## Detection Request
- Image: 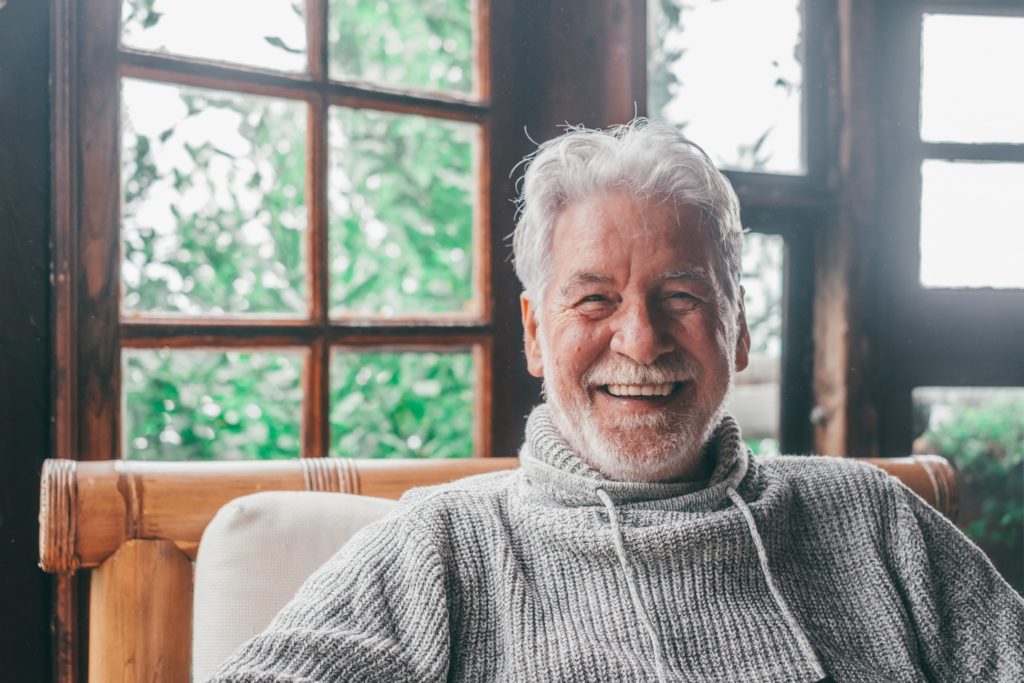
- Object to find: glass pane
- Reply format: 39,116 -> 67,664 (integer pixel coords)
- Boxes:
921,14 -> 1024,144
330,349 -> 474,458
727,233 -> 784,455
329,0 -> 476,97
121,0 -> 307,72
913,386 -> 1024,593
123,349 -> 304,460
648,0 -> 803,174
328,107 -> 477,317
920,160 -> 1024,289
121,79 -> 308,316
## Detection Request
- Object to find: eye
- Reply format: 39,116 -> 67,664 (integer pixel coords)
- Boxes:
663,291 -> 702,310
579,294 -> 607,304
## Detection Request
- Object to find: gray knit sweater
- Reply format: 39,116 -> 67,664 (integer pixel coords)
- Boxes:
210,405 -> 1024,682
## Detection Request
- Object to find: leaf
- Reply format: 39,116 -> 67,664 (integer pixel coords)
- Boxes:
142,11 -> 163,29
263,36 -> 304,55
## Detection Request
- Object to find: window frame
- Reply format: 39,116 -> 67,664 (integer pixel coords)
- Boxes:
637,0 -> 838,453
55,0 -> 511,464
52,1 -> 536,680
873,0 -> 1024,454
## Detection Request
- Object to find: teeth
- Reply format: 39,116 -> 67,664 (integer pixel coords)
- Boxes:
606,383 -> 674,397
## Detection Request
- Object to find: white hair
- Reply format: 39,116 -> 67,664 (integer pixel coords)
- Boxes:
512,118 -> 744,305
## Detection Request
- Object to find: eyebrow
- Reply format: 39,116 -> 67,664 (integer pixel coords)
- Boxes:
558,272 -> 614,297
660,267 -> 713,285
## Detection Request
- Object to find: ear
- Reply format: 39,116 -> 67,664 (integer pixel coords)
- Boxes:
734,286 -> 751,373
521,294 -> 544,378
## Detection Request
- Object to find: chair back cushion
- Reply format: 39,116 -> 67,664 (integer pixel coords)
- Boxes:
192,491 -> 397,680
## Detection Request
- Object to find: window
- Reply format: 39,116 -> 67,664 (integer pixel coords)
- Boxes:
648,0 -> 805,174
918,13 -> 1024,290
646,0 -> 824,453
57,0 -> 510,463
871,1 -> 1024,585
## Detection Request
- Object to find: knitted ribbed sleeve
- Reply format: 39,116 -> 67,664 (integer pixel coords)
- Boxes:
886,482 -> 1024,680
211,502 -> 452,682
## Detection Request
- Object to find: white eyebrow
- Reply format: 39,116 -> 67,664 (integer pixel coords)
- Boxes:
558,272 -> 614,297
660,267 -> 712,284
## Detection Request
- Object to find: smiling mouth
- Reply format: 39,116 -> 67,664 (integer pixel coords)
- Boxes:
599,382 -> 684,399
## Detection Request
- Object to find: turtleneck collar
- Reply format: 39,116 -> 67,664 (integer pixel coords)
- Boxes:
518,403 -> 751,511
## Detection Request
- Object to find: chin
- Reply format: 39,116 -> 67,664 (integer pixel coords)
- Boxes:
550,400 -> 725,483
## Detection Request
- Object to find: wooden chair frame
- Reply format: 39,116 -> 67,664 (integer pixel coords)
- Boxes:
38,455 -> 957,682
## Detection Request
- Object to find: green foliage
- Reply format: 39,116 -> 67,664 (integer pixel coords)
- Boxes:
119,1 -> 481,460
918,397 -> 1024,553
122,81 -> 308,315
329,0 -> 474,95
329,108 -> 475,315
330,351 -> 474,458
124,350 -> 304,460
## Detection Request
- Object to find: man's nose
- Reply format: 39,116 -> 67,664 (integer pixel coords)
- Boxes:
609,299 -> 673,366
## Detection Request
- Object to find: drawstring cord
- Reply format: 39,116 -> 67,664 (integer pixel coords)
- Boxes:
596,488 -> 670,683
594,483 -> 825,682
726,487 -> 827,680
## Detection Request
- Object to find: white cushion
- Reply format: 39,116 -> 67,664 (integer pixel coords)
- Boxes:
192,491 -> 398,681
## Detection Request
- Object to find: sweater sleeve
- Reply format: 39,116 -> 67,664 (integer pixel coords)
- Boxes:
886,479 -> 1024,682
206,509 -> 451,683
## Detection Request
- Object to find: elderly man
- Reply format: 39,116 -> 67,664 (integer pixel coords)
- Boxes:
211,120 -> 1023,682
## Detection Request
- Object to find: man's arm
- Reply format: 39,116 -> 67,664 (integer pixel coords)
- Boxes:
886,479 -> 1024,681
207,509 -> 451,683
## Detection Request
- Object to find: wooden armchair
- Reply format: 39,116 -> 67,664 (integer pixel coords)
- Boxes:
38,455 -> 957,682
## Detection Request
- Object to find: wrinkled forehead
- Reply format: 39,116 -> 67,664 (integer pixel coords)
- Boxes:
548,193 -> 730,290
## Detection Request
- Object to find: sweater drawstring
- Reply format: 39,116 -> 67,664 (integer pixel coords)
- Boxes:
596,487 -> 670,683
726,487 -> 826,680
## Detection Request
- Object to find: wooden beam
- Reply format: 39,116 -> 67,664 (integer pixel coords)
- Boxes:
88,540 -> 192,683
813,0 -> 881,456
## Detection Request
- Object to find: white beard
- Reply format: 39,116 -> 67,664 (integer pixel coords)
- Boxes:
541,337 -> 734,482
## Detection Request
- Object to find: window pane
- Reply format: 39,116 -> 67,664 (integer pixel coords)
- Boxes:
921,14 -> 1024,144
121,79 -> 308,316
121,0 -> 307,72
648,0 -> 804,174
329,0 -> 476,97
913,386 -> 1024,592
330,349 -> 474,458
920,160 -> 1024,289
328,107 -> 477,317
727,233 -> 785,455
123,349 -> 304,460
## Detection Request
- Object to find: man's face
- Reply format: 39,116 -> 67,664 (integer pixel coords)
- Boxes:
521,192 -> 749,482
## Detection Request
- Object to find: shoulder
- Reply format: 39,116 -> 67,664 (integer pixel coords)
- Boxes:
746,454 -> 903,522
754,454 -> 896,490
383,468 -> 520,528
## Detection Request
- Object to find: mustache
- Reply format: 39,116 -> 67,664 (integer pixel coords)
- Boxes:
582,353 -> 702,387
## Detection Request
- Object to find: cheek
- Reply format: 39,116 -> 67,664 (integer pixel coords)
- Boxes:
550,327 -> 606,376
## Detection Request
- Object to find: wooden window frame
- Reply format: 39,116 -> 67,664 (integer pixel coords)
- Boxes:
635,0 -> 841,454
51,1 -> 534,680
873,0 -> 1024,454
55,0 -> 506,464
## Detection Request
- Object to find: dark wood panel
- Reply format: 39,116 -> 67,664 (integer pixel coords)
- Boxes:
0,0 -> 54,679
76,0 -> 123,461
487,0 -> 542,457
812,0 -> 884,457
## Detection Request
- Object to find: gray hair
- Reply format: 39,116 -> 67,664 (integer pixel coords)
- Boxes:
512,118 -> 743,305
